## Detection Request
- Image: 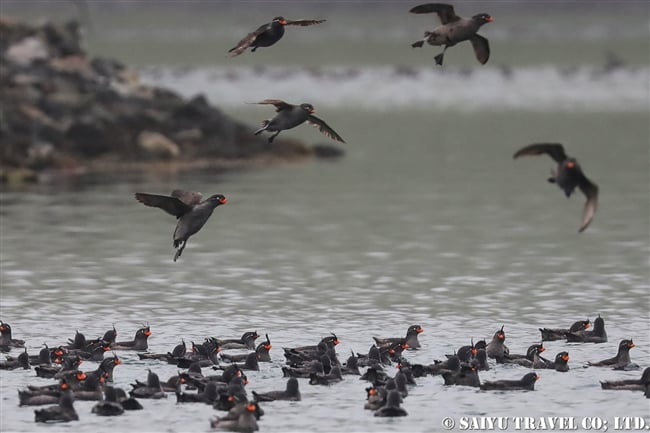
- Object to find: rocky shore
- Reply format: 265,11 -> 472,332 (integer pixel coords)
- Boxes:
0,17 -> 334,185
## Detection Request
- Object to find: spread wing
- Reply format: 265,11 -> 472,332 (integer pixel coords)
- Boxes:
307,114 -> 346,143
252,99 -> 294,112
409,3 -> 460,24
513,143 -> 568,163
171,190 -> 203,207
284,19 -> 326,26
470,34 -> 490,65
577,174 -> 598,232
228,22 -> 271,57
135,193 -> 192,218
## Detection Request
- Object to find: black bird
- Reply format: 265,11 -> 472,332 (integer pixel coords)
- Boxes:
486,325 -> 508,361
374,390 -> 408,417
253,377 -> 301,402
91,386 -> 124,416
410,3 -> 493,65
480,372 -> 540,391
548,351 -> 570,372
601,367 -> 650,391
130,369 -> 166,399
252,100 -> 345,143
222,334 -> 272,363
0,321 -> 25,351
513,143 -> 599,232
373,325 -> 424,349
135,190 -> 227,261
111,325 -> 151,351
217,331 -> 260,350
0,347 -> 30,370
228,16 -> 325,57
309,366 -> 343,386
588,339 -> 636,370
442,364 -> 480,387
540,319 -> 590,341
210,401 -> 259,431
566,315 -> 607,343
34,384 -> 78,423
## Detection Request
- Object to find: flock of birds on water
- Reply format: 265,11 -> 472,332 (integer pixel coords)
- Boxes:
0,315 -> 648,430
1,3 -> 640,431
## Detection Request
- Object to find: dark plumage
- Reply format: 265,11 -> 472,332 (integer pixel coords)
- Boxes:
566,315 -> 607,343
210,402 -> 260,432
373,324 -> 424,349
513,143 -> 599,232
540,319 -> 590,341
442,364 -> 480,387
601,367 -> 650,391
217,331 -> 260,350
410,3 -> 493,65
252,100 -> 345,143
0,321 -> 25,350
253,377 -> 301,402
480,372 -> 540,391
486,325 -> 508,361
0,347 -> 30,370
588,339 -> 636,369
228,16 -> 325,57
374,390 -> 408,417
92,386 -> 125,416
111,325 -> 151,351
130,369 -> 166,399
34,387 -> 78,423
135,190 -> 227,261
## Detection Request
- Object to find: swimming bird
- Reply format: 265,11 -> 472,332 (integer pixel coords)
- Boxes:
111,325 -> 151,351
480,372 -> 540,391
540,319 -> 590,341
252,100 -> 345,143
373,324 -> 424,350
513,143 -> 599,232
601,367 -> 650,391
252,377 -> 301,402
33,383 -> 78,423
588,339 -> 636,370
410,3 -> 493,65
566,315 -> 607,343
228,16 -> 325,57
374,390 -> 408,417
486,325 -> 509,361
210,401 -> 259,431
135,190 -> 227,261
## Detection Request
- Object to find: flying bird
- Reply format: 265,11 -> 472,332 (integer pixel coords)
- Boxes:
228,16 -> 325,57
410,3 -> 493,66
135,190 -> 227,261
513,143 -> 599,232
252,99 -> 345,143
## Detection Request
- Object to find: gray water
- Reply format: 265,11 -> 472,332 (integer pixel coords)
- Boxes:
1,2 -> 649,432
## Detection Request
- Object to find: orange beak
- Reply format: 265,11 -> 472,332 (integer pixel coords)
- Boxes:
486,16 -> 494,22
114,358 -> 122,365
144,330 -> 152,336
219,197 -> 228,204
567,161 -> 575,169
280,19 -> 287,25
562,354 -> 569,361
264,344 -> 272,350
417,327 -> 424,334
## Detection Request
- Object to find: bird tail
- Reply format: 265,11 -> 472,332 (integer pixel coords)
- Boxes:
254,120 -> 270,135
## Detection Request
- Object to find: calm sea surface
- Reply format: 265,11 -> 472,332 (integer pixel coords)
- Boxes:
1,2 -> 649,432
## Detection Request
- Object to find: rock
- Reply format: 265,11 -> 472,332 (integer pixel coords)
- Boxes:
6,37 -> 48,65
0,17 -> 317,179
137,131 -> 180,160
